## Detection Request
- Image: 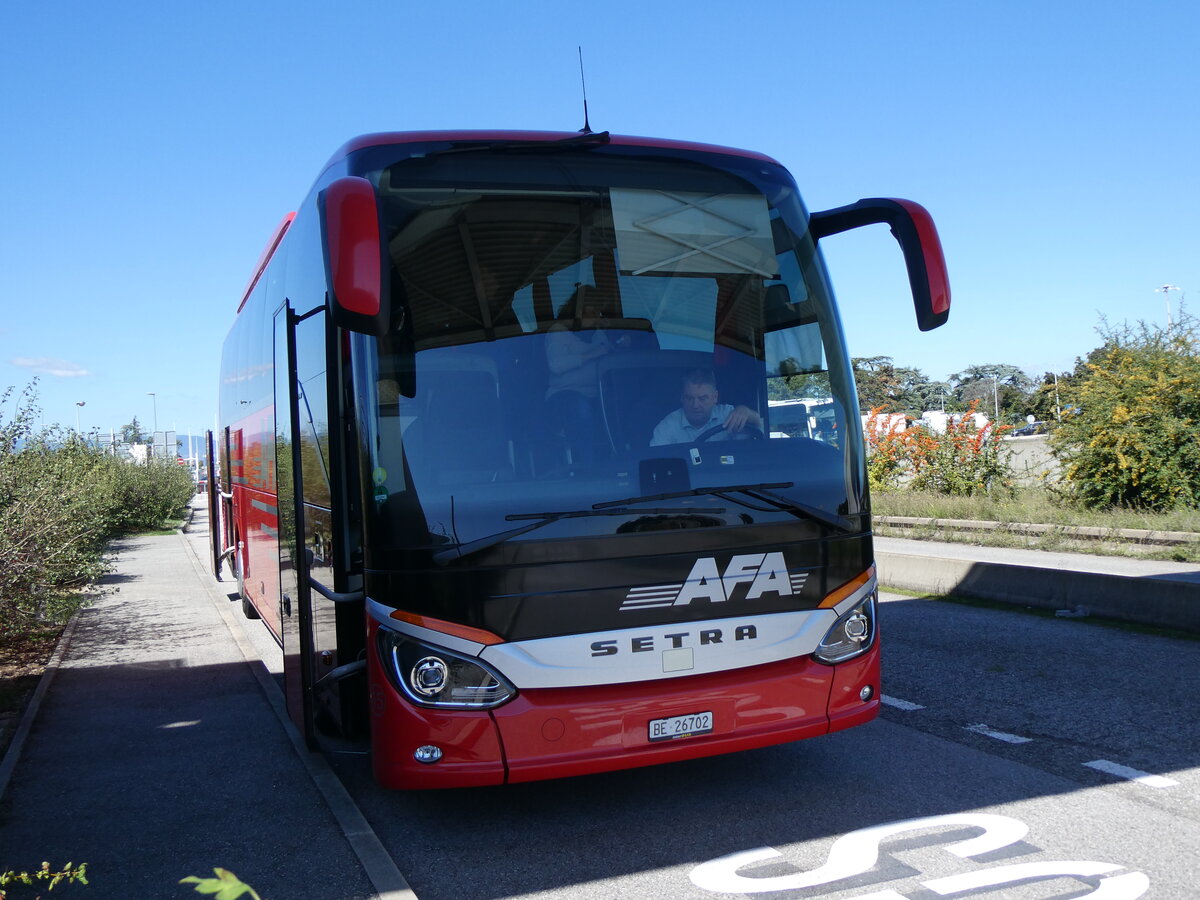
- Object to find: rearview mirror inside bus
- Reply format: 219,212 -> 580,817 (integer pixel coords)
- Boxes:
808,198 -> 950,332
320,176 -> 389,336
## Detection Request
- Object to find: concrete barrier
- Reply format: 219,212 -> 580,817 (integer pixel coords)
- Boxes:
876,541 -> 1200,634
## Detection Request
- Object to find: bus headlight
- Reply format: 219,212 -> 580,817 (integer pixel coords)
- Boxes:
377,628 -> 516,709
813,592 -> 877,664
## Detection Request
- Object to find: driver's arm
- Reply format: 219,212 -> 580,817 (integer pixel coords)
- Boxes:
723,405 -> 762,433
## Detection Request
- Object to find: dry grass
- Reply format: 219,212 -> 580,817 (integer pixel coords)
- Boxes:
872,488 -> 1200,562
872,488 -> 1200,533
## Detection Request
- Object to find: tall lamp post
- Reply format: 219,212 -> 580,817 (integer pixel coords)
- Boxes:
990,375 -> 1000,423
147,392 -> 158,459
75,401 -> 85,432
1157,284 -> 1181,327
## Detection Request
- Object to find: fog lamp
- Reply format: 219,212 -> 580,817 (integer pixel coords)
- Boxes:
414,745 -> 443,764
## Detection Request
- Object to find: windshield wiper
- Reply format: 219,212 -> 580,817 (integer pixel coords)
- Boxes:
425,131 -> 611,158
593,482 -> 857,533
432,504 -> 721,566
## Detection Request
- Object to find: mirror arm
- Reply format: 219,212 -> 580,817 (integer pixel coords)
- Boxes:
809,198 -> 950,331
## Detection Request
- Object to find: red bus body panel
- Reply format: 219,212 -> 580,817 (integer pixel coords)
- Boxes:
226,405 -> 282,639
366,617 -> 879,790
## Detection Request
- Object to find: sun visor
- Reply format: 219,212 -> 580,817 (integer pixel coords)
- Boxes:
610,189 -> 778,278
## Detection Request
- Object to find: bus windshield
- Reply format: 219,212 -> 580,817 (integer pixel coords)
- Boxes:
349,144 -> 865,562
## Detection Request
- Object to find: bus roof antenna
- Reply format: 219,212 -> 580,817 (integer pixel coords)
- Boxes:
578,46 -> 593,134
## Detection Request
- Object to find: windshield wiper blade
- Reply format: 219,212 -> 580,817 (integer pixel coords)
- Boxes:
593,482 -> 792,509
732,487 -> 858,533
432,504 -> 718,566
594,482 -> 857,533
427,131 -> 611,158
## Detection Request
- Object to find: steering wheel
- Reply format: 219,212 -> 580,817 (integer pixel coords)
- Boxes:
695,423 -> 765,443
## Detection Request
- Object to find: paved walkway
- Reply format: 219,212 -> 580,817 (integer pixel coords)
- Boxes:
0,500 -> 409,900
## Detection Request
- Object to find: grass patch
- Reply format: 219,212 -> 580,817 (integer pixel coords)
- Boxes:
872,487 -> 1200,532
871,488 -> 1200,562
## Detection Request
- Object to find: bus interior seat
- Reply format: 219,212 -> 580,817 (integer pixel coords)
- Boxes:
405,353 -> 514,485
493,331 -> 576,476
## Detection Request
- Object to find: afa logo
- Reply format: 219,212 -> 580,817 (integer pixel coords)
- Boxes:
621,552 -> 809,612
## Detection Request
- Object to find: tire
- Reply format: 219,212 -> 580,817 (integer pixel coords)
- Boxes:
231,539 -> 260,620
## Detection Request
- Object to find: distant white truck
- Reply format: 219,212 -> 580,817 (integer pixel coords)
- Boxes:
767,397 -> 837,441
916,410 -> 989,434
862,411 -> 909,435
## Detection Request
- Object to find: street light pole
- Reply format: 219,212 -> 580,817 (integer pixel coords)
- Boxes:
1157,284 -> 1180,327
75,401 -> 85,432
991,375 -> 999,423
147,392 -> 158,458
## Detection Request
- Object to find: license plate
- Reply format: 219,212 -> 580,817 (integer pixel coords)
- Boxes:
648,711 -> 713,743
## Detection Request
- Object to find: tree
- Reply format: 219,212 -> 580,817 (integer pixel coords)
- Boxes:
852,357 -> 947,416
852,357 -> 902,411
949,364 -> 1034,424
1023,371 -> 1074,424
1051,311 -> 1200,510
121,416 -> 149,444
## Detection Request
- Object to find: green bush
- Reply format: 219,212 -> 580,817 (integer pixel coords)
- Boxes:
864,402 -> 1015,498
0,383 -> 196,638
1051,313 -> 1200,510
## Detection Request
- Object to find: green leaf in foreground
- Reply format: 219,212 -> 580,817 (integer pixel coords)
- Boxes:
179,868 -> 262,900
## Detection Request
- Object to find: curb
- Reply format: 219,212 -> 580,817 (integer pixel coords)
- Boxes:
877,550 -> 1200,634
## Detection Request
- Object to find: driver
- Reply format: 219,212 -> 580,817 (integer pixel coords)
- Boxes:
650,368 -> 762,446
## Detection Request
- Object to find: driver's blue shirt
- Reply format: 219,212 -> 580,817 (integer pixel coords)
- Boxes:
650,404 -> 738,446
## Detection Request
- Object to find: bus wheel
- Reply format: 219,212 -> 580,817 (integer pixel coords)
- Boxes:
231,540 -> 259,619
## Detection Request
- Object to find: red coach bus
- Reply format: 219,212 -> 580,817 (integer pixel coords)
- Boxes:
209,129 -> 949,789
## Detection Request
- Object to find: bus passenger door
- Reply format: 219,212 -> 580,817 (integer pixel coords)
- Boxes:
275,303 -> 315,741
274,303 -> 366,747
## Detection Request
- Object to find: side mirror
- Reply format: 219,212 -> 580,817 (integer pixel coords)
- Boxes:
809,198 -> 950,332
320,176 -> 388,335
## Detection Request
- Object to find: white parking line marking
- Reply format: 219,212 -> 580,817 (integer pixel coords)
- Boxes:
1084,759 -> 1178,788
881,695 -> 925,711
964,723 -> 1033,744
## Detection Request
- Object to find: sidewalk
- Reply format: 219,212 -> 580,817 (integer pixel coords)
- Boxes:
0,500 -> 407,900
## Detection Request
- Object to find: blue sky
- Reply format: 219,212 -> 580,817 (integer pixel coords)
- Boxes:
2,0 -> 1197,438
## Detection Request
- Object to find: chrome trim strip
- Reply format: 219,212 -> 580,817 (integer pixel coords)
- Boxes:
481,609 -> 837,690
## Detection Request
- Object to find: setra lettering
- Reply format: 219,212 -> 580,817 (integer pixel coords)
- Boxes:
590,626 -> 757,657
